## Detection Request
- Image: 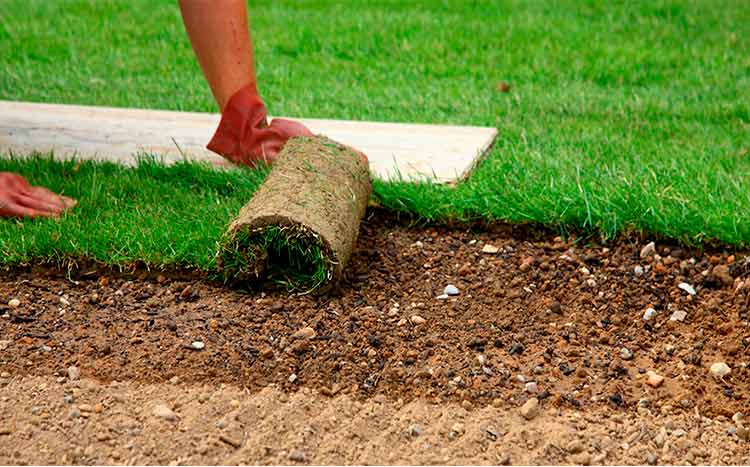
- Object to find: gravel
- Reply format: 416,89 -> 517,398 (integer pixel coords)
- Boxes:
152,403 -> 178,421
642,308 -> 656,320
520,398 -> 539,420
289,450 -> 306,462
709,362 -> 731,379
678,282 -> 696,295
292,327 -> 317,339
410,315 -> 426,325
449,422 -> 466,438
481,244 -> 499,254
67,366 -> 80,381
646,371 -> 664,388
669,310 -> 687,322
444,285 -> 460,296
620,347 -> 634,360
640,242 -> 656,258
190,341 -> 205,350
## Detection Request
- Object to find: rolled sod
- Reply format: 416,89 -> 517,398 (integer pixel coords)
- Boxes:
218,136 -> 372,291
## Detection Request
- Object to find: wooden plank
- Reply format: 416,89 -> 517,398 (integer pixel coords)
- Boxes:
0,101 -> 497,182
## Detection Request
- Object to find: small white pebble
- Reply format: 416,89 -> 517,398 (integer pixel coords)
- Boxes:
481,244 -> 499,254
710,362 -> 731,379
444,284 -> 460,296
678,283 -> 696,295
670,310 -> 687,322
643,307 -> 656,321
190,341 -> 205,350
640,242 -> 656,258
7,299 -> 20,308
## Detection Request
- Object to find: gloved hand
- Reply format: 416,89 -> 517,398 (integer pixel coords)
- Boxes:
0,172 -> 76,218
207,84 -> 313,166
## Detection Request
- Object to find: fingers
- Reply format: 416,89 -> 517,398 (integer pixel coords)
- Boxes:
269,118 -> 314,137
15,192 -> 66,215
0,173 -> 77,219
26,185 -> 77,214
60,196 -> 77,209
0,201 -> 56,219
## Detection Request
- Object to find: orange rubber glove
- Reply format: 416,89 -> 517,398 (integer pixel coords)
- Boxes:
207,84 -> 313,166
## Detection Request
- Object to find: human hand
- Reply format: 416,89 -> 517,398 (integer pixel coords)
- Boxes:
0,172 -> 76,218
206,84 -> 313,167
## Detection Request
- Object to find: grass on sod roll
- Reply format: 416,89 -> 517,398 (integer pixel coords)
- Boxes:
1,0 -> 750,273
218,225 -> 333,292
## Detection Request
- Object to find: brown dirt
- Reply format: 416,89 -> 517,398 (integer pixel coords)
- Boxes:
1,213 -> 749,464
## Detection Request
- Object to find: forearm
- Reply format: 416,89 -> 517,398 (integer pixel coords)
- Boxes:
178,0 -> 256,111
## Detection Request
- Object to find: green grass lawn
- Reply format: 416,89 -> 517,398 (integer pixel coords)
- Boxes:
1,0 -> 750,271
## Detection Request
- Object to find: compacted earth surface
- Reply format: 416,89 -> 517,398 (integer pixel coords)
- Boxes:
1,212 -> 749,464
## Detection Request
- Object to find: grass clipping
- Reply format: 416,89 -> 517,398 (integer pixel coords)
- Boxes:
218,136 -> 372,291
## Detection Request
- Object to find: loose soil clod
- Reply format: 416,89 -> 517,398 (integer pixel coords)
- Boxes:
218,136 -> 371,291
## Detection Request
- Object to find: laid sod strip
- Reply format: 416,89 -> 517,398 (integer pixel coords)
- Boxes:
0,155 -> 268,271
218,136 -> 371,291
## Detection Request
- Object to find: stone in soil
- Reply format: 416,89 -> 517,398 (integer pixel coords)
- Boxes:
292,326 -> 317,339
67,366 -> 80,381
408,424 -> 422,437
444,284 -> 459,296
678,282 -> 696,295
640,242 -> 656,258
7,298 -> 20,308
646,371 -> 664,388
190,341 -> 205,350
620,347 -> 634,360
481,244 -> 499,254
642,307 -> 656,320
670,310 -> 687,322
289,450 -> 306,462
410,315 -> 426,325
449,422 -> 465,438
709,362 -> 731,379
712,265 -> 734,286
519,398 -> 539,420
152,403 -> 178,421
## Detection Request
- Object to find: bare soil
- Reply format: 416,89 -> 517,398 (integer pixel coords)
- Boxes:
1,213 -> 749,464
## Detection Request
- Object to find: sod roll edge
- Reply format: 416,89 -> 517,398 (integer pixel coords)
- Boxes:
218,136 -> 372,291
